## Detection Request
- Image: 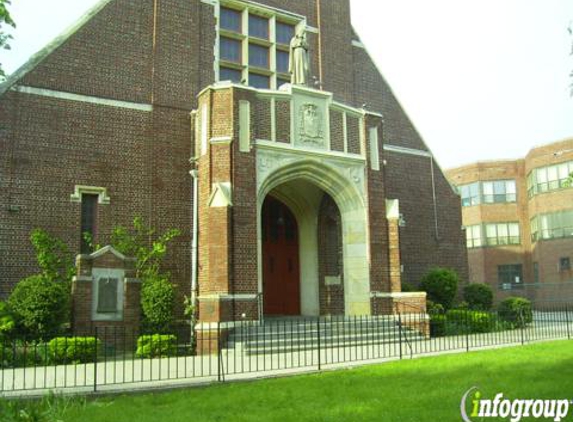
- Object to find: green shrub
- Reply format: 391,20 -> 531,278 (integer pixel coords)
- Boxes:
0,341 -> 50,369
7,275 -> 70,340
446,310 -> 497,334
464,283 -> 494,310
498,297 -> 533,328
0,302 -> 15,341
141,275 -> 175,333
419,268 -> 459,310
30,229 -> 75,284
48,337 -> 101,364
429,313 -> 446,337
136,334 -> 176,358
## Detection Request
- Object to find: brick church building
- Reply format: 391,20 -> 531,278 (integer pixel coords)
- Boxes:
0,0 -> 468,328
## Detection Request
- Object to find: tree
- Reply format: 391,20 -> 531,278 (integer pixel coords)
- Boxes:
0,0 -> 15,80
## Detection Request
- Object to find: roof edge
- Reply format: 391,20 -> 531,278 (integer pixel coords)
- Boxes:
0,0 -> 114,97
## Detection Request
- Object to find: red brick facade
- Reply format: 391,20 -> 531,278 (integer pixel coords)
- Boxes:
446,138 -> 573,304
0,0 -> 468,324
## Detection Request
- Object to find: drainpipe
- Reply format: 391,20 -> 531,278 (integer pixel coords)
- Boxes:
190,168 -> 199,315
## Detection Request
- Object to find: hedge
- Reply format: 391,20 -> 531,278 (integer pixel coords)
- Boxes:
136,334 -> 177,358
48,337 -> 101,364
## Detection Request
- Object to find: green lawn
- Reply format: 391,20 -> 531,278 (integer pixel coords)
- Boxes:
42,341 -> 573,421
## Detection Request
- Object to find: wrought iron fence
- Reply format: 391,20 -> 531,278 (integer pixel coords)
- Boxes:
0,302 -> 571,396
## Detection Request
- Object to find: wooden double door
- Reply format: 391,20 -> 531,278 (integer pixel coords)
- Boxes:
262,197 -> 301,316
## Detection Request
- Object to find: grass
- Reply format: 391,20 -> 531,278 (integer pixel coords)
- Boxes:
17,340 -> 573,421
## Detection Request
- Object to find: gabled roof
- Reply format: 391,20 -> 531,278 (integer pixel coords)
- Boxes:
0,0 -> 113,97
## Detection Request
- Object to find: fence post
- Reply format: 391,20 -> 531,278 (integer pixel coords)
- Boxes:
465,311 -> 470,353
93,327 -> 98,393
317,317 -> 321,371
520,309 -> 525,346
217,322 -> 223,382
566,305 -> 571,340
398,313 -> 403,360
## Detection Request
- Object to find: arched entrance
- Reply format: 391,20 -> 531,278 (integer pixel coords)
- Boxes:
257,157 -> 371,317
262,196 -> 300,316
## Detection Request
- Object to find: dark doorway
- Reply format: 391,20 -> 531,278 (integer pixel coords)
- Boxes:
262,196 -> 300,316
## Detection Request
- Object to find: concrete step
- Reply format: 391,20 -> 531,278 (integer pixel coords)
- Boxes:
225,317 -> 425,355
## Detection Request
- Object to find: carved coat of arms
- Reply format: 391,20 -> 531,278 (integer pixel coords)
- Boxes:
299,103 -> 324,146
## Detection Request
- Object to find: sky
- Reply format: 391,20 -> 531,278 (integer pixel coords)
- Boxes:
1,0 -> 573,169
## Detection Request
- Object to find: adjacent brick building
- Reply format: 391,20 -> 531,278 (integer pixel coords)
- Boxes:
446,138 -> 573,304
0,0 -> 468,329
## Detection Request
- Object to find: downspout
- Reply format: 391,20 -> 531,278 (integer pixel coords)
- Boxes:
190,168 -> 199,314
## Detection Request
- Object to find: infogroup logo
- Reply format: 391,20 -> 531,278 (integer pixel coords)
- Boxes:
461,387 -> 572,422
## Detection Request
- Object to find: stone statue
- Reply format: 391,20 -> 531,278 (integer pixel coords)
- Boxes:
289,26 -> 309,86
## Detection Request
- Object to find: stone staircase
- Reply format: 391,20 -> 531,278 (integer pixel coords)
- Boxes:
226,315 -> 424,355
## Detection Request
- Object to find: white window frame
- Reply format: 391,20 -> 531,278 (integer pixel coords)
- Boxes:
216,1 -> 304,90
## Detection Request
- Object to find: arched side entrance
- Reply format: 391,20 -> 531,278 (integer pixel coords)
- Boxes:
261,196 -> 300,316
257,156 -> 371,317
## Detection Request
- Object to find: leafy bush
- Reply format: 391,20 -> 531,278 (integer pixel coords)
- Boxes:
446,310 -> 497,334
419,268 -> 460,310
141,275 -> 175,333
107,217 -> 180,331
498,297 -> 533,328
429,313 -> 446,337
0,341 -> 50,369
463,283 -> 493,310
429,309 -> 506,337
0,302 -> 15,341
48,337 -> 101,364
136,334 -> 176,358
7,275 -> 70,340
30,229 -> 75,284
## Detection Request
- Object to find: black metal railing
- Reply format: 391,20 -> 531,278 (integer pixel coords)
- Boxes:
0,302 -> 571,396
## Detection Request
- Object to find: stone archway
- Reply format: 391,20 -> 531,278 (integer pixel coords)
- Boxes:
257,157 -> 370,316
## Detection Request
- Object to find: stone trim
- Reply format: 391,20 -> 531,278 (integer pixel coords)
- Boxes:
384,144 -> 432,158
199,294 -> 259,301
351,39 -> 366,49
210,136 -> 233,145
11,86 -> 153,112
89,245 -> 127,261
256,140 -> 365,163
70,185 -> 111,205
370,292 -> 427,299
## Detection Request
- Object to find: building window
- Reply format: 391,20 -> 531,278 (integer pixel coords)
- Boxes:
220,7 -> 242,32
465,225 -> 483,248
249,14 -> 269,39
498,264 -> 523,290
248,44 -> 269,69
533,262 -> 539,284
560,257 -> 571,272
459,182 -> 480,207
485,222 -> 520,246
249,73 -> 270,89
80,194 -> 98,254
276,22 -> 295,45
220,67 -> 242,83
276,50 -> 290,73
531,210 -> 573,242
70,186 -> 111,253
482,180 -> 516,204
220,37 -> 242,63
458,180 -> 516,207
527,161 -> 573,197
217,3 -> 301,89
